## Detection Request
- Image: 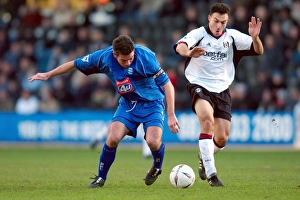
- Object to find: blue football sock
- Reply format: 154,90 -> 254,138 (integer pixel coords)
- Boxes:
98,143 -> 117,180
151,143 -> 165,169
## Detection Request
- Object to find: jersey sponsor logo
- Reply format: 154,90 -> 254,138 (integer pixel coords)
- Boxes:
116,77 -> 134,94
81,55 -> 89,62
203,51 -> 227,61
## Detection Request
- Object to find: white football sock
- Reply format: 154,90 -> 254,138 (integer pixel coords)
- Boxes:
214,144 -> 224,154
213,135 -> 225,153
199,138 -> 216,177
199,143 -> 224,157
199,135 -> 225,157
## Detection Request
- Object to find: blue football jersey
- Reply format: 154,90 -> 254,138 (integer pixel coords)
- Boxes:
74,45 -> 170,101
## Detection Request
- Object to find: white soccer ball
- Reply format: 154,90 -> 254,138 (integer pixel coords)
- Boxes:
169,164 -> 195,188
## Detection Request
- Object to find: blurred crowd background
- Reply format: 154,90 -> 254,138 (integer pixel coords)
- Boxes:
0,0 -> 299,114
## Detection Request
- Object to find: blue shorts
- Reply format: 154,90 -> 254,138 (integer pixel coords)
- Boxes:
112,98 -> 165,138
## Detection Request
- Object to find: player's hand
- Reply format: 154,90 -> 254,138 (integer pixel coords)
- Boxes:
248,16 -> 262,38
28,73 -> 49,82
168,114 -> 180,134
189,47 -> 205,58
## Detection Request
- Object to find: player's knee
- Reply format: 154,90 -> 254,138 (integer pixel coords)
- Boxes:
146,139 -> 161,151
214,135 -> 228,147
106,135 -> 121,147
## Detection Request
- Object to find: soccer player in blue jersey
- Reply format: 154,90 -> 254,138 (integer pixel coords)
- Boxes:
174,3 -> 263,186
29,35 -> 180,187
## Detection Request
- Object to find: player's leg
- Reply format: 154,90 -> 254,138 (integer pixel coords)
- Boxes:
203,118 -> 230,186
212,87 -> 232,153
198,119 -> 228,180
196,87 -> 231,186
205,88 -> 231,186
89,121 -> 129,188
144,125 -> 164,185
145,125 -> 163,162
213,118 -> 230,152
194,98 -> 220,185
134,99 -> 165,186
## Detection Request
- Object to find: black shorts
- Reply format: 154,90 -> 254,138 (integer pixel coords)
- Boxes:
186,83 -> 232,121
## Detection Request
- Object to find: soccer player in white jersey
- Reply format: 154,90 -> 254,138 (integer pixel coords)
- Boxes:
174,3 -> 263,186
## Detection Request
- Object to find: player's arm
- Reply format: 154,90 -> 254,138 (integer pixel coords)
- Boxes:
248,16 -> 264,55
252,35 -> 263,55
175,43 -> 205,58
162,81 -> 180,134
28,61 -> 76,82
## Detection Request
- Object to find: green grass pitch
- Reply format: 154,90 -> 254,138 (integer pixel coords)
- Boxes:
0,145 -> 300,200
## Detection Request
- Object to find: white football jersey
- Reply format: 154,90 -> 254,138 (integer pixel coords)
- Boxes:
175,26 -> 257,93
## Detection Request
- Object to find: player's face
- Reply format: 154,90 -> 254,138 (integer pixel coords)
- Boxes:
114,51 -> 134,68
208,13 -> 228,37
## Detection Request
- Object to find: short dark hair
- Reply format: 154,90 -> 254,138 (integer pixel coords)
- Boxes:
210,3 -> 230,15
112,35 -> 135,56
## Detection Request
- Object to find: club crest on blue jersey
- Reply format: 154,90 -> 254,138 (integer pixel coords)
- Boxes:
116,77 -> 134,94
127,67 -> 134,75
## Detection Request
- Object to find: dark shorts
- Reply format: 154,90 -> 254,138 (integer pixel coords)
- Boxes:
186,83 -> 232,121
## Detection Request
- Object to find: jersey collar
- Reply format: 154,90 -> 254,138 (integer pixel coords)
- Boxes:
204,25 -> 226,39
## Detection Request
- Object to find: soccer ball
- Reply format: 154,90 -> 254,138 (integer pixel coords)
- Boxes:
169,164 -> 195,188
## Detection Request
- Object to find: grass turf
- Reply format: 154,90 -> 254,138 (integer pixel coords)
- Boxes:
0,145 -> 299,200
